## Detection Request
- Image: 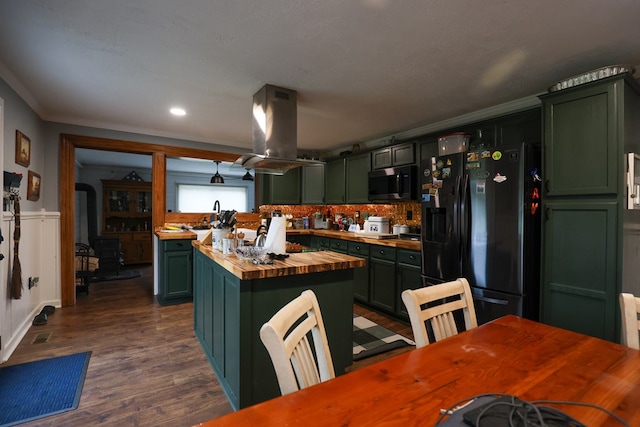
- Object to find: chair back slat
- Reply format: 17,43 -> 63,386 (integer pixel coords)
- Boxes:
260,290 -> 335,395
620,293 -> 640,350
402,278 -> 478,348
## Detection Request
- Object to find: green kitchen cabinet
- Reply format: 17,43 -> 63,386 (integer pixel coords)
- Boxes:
325,158 -> 346,204
302,164 -> 325,204
541,200 -> 618,340
316,235 -> 331,250
287,234 -> 311,247
372,142 -> 415,169
309,234 -> 320,249
498,108 -> 541,147
420,138 -> 439,164
258,168 -> 301,205
325,153 -> 371,204
396,249 -> 422,318
369,245 -> 397,313
345,152 -> 371,203
157,239 -> 193,305
348,241 -> 370,304
542,82 -> 619,197
539,74 -> 640,342
330,238 -> 348,253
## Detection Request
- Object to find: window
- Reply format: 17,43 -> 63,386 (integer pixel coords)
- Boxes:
177,184 -> 248,213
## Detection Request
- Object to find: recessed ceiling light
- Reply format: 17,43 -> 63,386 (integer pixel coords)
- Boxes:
170,107 -> 186,116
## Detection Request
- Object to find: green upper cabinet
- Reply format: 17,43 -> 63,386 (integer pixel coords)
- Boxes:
372,142 -> 415,169
301,164 -> 325,204
325,153 -> 371,204
498,108 -> 541,147
258,168 -> 301,205
345,152 -> 371,203
541,80 -> 620,197
325,158 -> 346,204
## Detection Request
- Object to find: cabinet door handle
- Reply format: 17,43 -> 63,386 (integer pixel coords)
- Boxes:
379,250 -> 385,255
355,245 -> 361,250
409,255 -> 416,260
176,243 -> 184,247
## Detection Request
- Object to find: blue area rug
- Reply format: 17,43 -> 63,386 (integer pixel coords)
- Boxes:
0,352 -> 91,426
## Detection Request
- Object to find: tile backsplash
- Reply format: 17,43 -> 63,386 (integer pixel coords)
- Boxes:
260,202 -> 421,232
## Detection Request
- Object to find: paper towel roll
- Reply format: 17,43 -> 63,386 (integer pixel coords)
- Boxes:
264,216 -> 286,255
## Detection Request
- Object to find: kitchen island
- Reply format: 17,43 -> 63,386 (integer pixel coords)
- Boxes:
192,241 -> 366,410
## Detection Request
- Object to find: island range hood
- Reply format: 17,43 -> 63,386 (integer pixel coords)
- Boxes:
234,84 -> 324,174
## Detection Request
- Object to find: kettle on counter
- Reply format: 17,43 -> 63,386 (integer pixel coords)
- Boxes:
255,224 -> 268,247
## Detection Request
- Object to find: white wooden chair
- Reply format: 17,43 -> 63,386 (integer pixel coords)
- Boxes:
259,290 -> 335,395
619,293 -> 640,350
401,278 -> 478,348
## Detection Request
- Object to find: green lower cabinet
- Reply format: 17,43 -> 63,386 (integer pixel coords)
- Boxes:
369,245 -> 397,313
396,249 -> 422,318
330,238 -> 347,253
348,241 -> 370,303
317,236 -> 331,250
287,234 -> 311,247
541,200 -> 618,341
193,249 -> 354,410
157,239 -> 193,305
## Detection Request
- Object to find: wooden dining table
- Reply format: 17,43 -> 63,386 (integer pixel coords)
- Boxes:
195,315 -> 640,426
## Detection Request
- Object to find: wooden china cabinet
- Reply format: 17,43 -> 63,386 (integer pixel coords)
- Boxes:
101,179 -> 152,265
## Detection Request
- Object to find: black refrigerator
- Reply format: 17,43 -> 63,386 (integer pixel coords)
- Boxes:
421,138 -> 541,325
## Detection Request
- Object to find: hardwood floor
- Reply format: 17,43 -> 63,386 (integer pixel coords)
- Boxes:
6,265 -> 415,426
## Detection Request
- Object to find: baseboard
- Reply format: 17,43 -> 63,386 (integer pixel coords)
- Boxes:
1,300 -> 61,363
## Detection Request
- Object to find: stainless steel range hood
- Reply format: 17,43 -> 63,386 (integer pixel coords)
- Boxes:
234,84 -> 324,174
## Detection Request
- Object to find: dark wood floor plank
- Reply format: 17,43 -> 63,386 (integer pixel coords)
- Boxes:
6,265 -> 414,426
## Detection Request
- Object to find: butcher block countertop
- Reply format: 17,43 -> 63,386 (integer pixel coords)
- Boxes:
287,229 -> 421,250
155,230 -> 198,240
156,228 -> 420,250
192,241 -> 366,281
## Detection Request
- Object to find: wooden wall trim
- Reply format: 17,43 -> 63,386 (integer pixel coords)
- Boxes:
60,133 -> 241,306
152,152 -> 166,231
60,136 -> 76,307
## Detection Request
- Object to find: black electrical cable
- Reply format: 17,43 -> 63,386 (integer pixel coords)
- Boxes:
531,400 -> 631,427
433,393 -> 631,427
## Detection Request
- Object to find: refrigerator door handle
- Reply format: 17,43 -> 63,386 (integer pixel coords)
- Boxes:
474,295 -> 510,305
460,173 -> 470,263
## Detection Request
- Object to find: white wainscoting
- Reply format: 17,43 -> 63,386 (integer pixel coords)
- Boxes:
0,210 -> 61,363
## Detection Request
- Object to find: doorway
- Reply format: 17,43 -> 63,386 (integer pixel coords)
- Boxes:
59,134 -> 240,306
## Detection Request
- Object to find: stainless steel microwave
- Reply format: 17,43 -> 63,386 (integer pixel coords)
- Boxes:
368,165 -> 417,201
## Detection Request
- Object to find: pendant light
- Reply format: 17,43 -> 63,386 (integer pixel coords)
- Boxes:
211,161 -> 225,184
242,168 -> 254,181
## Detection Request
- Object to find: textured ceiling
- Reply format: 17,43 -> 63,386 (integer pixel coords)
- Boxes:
1,1 -> 639,155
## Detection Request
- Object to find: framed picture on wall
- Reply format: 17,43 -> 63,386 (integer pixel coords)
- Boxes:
15,130 -> 31,167
27,170 -> 41,201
